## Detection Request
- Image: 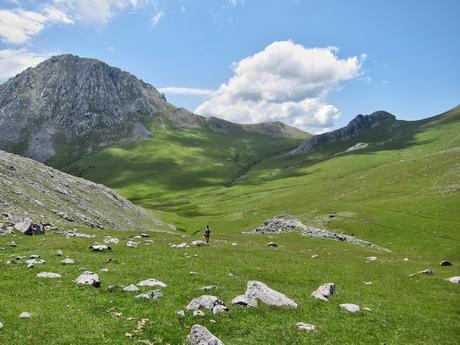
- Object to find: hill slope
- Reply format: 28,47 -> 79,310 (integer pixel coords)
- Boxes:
0,149 -> 165,232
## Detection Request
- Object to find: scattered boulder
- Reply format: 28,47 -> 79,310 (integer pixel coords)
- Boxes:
440,260 -> 452,267
26,259 -> 45,266
126,241 -> 139,248
296,322 -> 316,331
234,281 -> 297,308
409,269 -> 433,277
311,283 -> 336,301
339,303 -> 360,313
56,250 -> 63,256
90,244 -> 111,252
366,256 -> 378,261
137,279 -> 167,288
186,295 -> 229,314
135,290 -> 162,300
123,284 -> 140,292
19,312 -> 31,319
191,240 -> 207,247
9,241 -> 17,247
37,272 -> 61,278
14,219 -> 32,233
187,325 -> 224,345
75,271 -> 101,287
311,254 -> 319,259
61,258 -> 75,265
447,276 -> 460,284
267,242 -> 279,248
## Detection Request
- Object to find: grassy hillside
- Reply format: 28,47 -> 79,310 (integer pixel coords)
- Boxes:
2,107 -> 456,344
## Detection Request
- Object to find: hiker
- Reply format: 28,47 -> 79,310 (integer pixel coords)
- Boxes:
203,225 -> 211,244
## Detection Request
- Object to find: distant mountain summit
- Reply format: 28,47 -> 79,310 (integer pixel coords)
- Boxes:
0,54 -> 305,162
288,111 -> 398,155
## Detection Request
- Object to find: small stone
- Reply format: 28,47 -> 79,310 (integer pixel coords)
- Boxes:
296,322 -> 315,331
0,321 -> 3,329
267,242 -> 278,248
9,241 -> 17,247
311,283 -> 336,301
191,240 -> 207,247
192,310 -> 205,317
440,260 -> 452,266
90,244 -> 111,252
135,290 -> 162,300
123,284 -> 140,292
170,242 -> 189,248
366,256 -> 378,261
187,325 -> 223,344
61,258 -> 75,265
311,254 -> 319,259
26,259 -> 45,266
403,258 -> 409,261
339,303 -> 360,313
56,250 -> 63,256
364,281 -> 373,285
190,271 -> 198,275
176,310 -> 185,317
140,233 -> 149,237
100,268 -> 109,272
231,242 -> 238,246
231,294 -> 256,308
200,285 -> 218,291
363,307 -> 372,311
137,279 -> 167,288
447,276 -> 460,283
37,272 -> 62,278
19,312 -> 31,319
104,237 -> 119,244
75,271 -> 101,287
209,319 -> 216,324
409,269 -> 433,277
126,241 -> 139,248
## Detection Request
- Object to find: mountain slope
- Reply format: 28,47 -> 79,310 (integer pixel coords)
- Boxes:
0,54 -> 307,162
0,149 -> 165,232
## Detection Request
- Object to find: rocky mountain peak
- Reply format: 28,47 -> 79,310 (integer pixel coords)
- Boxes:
287,110 -> 397,156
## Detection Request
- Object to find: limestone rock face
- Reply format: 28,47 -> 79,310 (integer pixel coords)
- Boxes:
186,325 -> 224,345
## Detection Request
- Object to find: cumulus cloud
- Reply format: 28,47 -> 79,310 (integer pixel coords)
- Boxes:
159,87 -> 215,96
0,49 -> 51,80
0,8 -> 72,44
195,41 -> 364,132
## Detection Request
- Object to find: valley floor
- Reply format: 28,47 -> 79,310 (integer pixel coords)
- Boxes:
0,227 -> 459,344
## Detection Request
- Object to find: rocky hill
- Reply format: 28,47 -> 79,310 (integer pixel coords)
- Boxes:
0,54 -> 305,162
287,111 -> 398,155
0,149 -> 165,232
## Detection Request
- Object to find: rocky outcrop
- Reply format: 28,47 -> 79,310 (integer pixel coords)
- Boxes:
0,149 -> 163,232
247,214 -> 389,251
287,111 -> 397,156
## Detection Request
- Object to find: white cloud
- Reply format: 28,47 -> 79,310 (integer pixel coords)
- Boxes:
151,10 -> 164,26
159,87 -> 215,96
0,49 -> 51,80
195,40 -> 364,132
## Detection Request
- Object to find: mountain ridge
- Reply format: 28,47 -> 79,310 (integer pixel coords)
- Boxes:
0,54 -> 307,162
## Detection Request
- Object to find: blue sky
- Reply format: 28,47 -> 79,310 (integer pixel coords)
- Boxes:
0,0 -> 458,132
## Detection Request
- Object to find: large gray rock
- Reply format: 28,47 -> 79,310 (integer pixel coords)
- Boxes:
187,325 -> 224,345
191,240 -> 207,247
447,276 -> 460,283
135,290 -> 162,300
339,303 -> 360,313
14,219 -> 32,233
186,295 -> 228,314
75,271 -> 100,287
234,281 -> 297,308
311,283 -> 336,301
123,284 -> 140,292
90,244 -> 111,252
